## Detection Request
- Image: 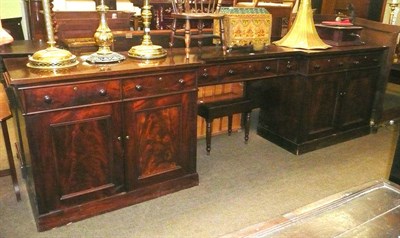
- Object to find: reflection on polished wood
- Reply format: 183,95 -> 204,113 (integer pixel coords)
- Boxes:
390,128 -> 400,184
223,180 -> 400,237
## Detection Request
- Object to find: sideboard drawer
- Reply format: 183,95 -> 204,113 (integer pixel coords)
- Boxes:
348,52 -> 381,69
123,71 -> 196,99
23,80 -> 120,113
308,56 -> 347,73
258,59 -> 278,74
219,62 -> 254,79
198,60 -> 278,85
277,58 -> 298,74
197,66 -> 220,85
305,52 -> 381,74
218,60 -> 278,82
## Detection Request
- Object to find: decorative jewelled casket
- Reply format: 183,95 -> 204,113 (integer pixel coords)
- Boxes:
214,7 -> 272,49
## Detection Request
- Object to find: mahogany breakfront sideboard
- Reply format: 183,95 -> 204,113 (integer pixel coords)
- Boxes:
2,44 -> 387,231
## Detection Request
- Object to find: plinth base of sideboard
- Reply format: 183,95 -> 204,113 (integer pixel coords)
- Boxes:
257,126 -> 371,155
34,173 -> 199,232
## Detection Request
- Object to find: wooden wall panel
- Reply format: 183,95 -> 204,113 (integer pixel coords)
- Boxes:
320,0 -> 372,19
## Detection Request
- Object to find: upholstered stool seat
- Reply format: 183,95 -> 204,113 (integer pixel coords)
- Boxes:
198,98 -> 253,155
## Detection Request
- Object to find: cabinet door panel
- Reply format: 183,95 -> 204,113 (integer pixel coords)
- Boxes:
303,73 -> 343,140
249,76 -> 304,142
26,104 -> 123,213
124,93 -> 197,189
338,69 -> 377,130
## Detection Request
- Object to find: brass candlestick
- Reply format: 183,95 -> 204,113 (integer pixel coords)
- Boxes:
27,0 -> 78,69
86,0 -> 125,64
388,1 -> 399,25
128,0 -> 166,59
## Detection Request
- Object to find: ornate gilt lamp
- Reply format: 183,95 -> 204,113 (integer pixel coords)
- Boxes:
86,0 -> 125,64
27,0 -> 78,69
128,0 -> 167,59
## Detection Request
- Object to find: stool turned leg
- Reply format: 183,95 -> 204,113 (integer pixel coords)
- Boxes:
1,121 -> 21,201
206,119 -> 213,155
169,19 -> 177,48
244,111 -> 251,143
219,18 -> 227,55
228,115 -> 233,135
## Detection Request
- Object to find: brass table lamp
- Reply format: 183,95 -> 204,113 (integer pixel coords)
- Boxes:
86,0 -> 125,64
27,0 -> 78,69
128,0 -> 167,59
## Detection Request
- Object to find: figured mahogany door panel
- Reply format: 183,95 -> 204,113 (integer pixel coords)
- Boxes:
337,69 -> 377,131
124,92 -> 197,190
26,104 -> 123,213
302,73 -> 343,141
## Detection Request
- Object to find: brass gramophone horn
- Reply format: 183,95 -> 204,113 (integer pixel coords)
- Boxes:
274,0 -> 331,50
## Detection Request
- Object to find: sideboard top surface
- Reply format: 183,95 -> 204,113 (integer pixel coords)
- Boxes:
3,44 -> 386,86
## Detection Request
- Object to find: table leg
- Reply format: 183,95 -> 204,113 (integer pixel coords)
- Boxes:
1,120 -> 20,201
